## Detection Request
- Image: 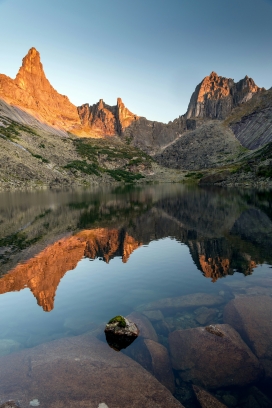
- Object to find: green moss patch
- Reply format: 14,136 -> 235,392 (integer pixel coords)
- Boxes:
108,315 -> 126,328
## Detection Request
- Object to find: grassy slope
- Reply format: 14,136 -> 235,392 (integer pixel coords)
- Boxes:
0,115 -> 185,190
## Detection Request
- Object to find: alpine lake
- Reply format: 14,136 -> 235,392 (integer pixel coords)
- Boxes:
0,184 -> 271,408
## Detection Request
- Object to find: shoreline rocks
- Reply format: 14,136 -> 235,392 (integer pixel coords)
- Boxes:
124,338 -> 175,393
192,385 -> 227,408
224,295 -> 272,380
126,311 -> 158,342
169,324 -> 263,388
0,334 -> 184,408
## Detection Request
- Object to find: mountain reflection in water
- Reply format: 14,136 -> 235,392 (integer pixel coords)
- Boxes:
0,185 -> 272,311
0,229 -> 141,311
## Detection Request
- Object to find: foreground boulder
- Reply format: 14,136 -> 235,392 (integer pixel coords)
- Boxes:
140,293 -> 225,315
224,295 -> 272,380
192,385 -> 227,408
0,334 -> 184,408
169,324 -> 263,388
126,311 -> 158,341
124,338 -> 175,393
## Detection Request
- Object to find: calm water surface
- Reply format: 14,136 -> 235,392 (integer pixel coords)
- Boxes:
0,184 -> 271,407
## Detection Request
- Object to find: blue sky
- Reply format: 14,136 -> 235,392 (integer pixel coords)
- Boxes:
0,0 -> 271,122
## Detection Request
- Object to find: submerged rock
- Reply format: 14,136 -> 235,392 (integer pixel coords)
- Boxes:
169,324 -> 263,388
0,339 -> 21,356
124,338 -> 175,393
205,325 -> 224,337
193,385 -> 227,408
194,307 -> 217,325
142,310 -> 164,322
126,311 -> 158,341
0,402 -> 20,408
141,293 -> 225,315
224,295 -> 272,380
104,315 -> 139,351
0,334 -> 184,408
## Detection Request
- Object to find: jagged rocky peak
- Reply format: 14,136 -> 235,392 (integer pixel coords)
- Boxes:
186,71 -> 263,120
116,97 -> 139,133
16,47 -> 43,77
0,47 -> 80,129
15,47 -> 58,95
77,97 -> 139,136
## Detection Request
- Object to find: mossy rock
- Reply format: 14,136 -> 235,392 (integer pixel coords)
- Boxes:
108,315 -> 126,328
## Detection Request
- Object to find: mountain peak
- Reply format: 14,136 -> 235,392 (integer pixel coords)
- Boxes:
186,72 -> 263,120
209,71 -> 219,77
18,47 -> 43,76
0,47 -> 80,129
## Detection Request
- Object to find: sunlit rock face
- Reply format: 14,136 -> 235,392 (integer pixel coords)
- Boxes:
0,48 -> 80,131
0,229 -> 141,311
0,48 -> 139,137
77,97 -> 139,137
186,72 -> 263,120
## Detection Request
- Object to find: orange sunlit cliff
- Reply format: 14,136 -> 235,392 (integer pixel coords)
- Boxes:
0,48 -> 139,136
0,228 -> 141,312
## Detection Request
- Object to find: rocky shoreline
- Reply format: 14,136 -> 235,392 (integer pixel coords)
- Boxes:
1,276 -> 272,407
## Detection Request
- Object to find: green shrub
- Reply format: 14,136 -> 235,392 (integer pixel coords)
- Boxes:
30,152 -> 49,163
185,172 -> 203,179
257,166 -> 272,178
64,160 -> 101,176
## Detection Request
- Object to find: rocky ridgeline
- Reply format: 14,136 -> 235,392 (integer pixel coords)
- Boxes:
1,47 -> 272,187
77,97 -> 139,136
185,71 -> 263,120
0,48 -> 140,137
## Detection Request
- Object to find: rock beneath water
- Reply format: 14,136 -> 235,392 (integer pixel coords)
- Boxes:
126,311 -> 158,342
0,334 -> 184,408
193,385 -> 227,408
63,317 -> 96,334
142,310 -> 164,322
224,295 -> 272,380
141,293 -> 225,315
205,325 -> 224,337
245,386 -> 272,408
221,394 -> 237,407
169,324 -> 263,388
245,286 -> 272,297
124,338 -> 175,393
104,315 -> 139,351
0,402 -> 20,408
0,339 -> 21,356
194,307 -> 217,325
153,319 -> 171,336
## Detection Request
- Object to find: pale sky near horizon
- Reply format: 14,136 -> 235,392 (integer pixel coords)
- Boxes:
0,0 -> 271,122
